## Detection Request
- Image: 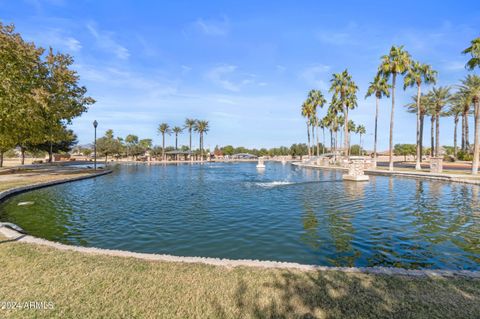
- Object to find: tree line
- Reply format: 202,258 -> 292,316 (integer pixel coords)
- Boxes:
0,23 -> 94,167
300,37 -> 480,174
91,119 -> 210,162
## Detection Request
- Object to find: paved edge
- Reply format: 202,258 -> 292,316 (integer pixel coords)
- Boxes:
0,168 -> 478,278
294,162 -> 480,185
0,169 -> 112,201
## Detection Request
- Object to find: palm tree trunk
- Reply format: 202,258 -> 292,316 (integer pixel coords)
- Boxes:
465,110 -> 470,151
461,113 -> 466,151
322,127 -> 326,154
420,114 -> 424,161
0,151 -> 3,167
472,99 -> 479,174
415,85 -> 422,170
162,133 -> 165,161
105,153 -> 108,164
454,116 -> 458,159
388,74 -> 396,171
21,147 -> 25,165
189,129 -> 193,161
430,116 -> 435,156
344,106 -> 349,158
315,123 -> 320,156
200,133 -> 203,161
435,114 -> 440,157
373,96 -> 379,167
306,122 -> 311,157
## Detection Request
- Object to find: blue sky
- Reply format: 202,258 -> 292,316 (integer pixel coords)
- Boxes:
1,0 -> 479,150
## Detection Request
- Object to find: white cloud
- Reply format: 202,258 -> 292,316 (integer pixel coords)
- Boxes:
194,16 -> 229,36
205,65 -> 241,91
86,22 -> 129,59
299,64 -> 331,89
26,28 -> 81,52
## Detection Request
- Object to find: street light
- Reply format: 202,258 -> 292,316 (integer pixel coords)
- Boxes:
93,120 -> 98,170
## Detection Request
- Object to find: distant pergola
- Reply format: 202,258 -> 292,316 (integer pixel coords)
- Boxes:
165,150 -> 193,161
231,153 -> 257,159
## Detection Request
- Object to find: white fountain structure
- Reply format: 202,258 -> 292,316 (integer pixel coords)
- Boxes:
342,156 -> 369,182
256,157 -> 266,169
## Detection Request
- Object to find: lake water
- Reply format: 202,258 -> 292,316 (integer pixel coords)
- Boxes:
1,162 -> 479,270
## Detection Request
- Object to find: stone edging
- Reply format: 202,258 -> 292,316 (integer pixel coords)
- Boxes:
294,162 -> 480,185
0,168 -> 478,278
0,225 -> 478,278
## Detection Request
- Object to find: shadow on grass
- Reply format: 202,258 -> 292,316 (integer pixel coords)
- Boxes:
214,269 -> 480,318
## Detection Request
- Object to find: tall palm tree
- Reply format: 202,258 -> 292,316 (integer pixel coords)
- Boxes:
448,95 -> 464,158
378,45 -> 411,171
306,89 -> 327,156
404,60 -> 437,170
329,70 -> 358,158
301,101 -> 314,156
194,120 -> 209,161
429,87 -> 451,157
405,94 -> 431,159
454,91 -> 472,152
184,118 -> 197,160
172,126 -> 183,150
426,98 -> 436,157
460,75 -> 480,174
356,125 -> 366,155
462,37 -> 480,70
365,74 -> 390,166
157,123 -> 171,161
320,117 -> 329,154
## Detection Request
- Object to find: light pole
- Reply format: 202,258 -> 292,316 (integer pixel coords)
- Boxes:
93,120 -> 98,170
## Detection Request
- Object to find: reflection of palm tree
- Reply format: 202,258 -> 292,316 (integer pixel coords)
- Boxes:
300,206 -> 321,251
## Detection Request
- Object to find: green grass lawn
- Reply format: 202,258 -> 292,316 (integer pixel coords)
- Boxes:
0,238 -> 479,318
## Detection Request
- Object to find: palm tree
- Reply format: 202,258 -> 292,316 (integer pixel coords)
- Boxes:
306,89 -> 327,156
320,117 -> 329,154
172,126 -> 183,150
462,37 -> 480,70
429,87 -> 451,157
301,101 -> 314,156
365,75 -> 390,166
426,98 -> 436,157
329,70 -> 358,158
448,94 -> 464,158
378,45 -> 412,171
404,60 -> 437,170
460,75 -> 480,174
184,118 -> 197,160
405,94 -> 430,160
194,120 -> 209,161
157,123 -> 171,161
454,91 -> 472,152
356,125 -> 366,155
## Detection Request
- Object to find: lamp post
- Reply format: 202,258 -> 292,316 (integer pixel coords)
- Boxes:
93,120 -> 98,170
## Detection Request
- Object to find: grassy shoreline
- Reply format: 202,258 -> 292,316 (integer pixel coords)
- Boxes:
0,167 -> 479,318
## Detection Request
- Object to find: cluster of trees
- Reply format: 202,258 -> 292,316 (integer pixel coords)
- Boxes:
157,119 -> 209,160
216,143 -> 318,158
301,74 -> 367,160
0,23 -> 94,166
93,118 -> 211,162
300,36 -> 480,174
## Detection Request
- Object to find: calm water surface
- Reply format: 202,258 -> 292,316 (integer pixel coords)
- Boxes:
1,162 -> 479,270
